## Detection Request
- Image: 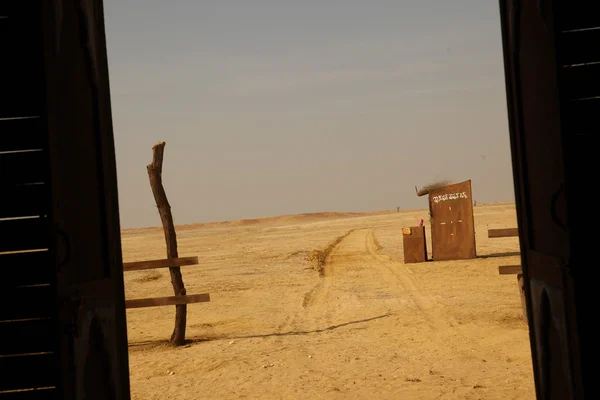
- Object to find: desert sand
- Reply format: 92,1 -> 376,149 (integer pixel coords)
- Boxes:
121,202 -> 535,399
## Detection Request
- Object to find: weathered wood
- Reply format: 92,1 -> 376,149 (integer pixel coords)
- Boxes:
0,387 -> 58,399
517,274 -> 528,324
0,2 -> 62,398
499,265 -> 523,275
125,294 -> 210,309
122,256 -> 199,272
402,226 -> 428,263
147,141 -> 187,345
498,265 -> 527,322
0,353 -> 57,392
500,0 -> 586,397
4,0 -> 134,398
488,228 -> 519,238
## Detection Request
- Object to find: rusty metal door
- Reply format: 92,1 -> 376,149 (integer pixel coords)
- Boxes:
429,180 -> 476,261
499,0 -> 589,398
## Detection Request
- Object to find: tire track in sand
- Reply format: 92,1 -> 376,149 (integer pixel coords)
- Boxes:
298,228 -> 402,332
301,229 -> 355,309
365,229 -> 511,366
365,229 -> 459,331
275,229 -> 497,368
275,229 -> 355,334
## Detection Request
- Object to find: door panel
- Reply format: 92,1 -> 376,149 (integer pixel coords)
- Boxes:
429,180 -> 476,260
0,2 -> 61,397
39,1 -> 131,398
499,0 -> 585,398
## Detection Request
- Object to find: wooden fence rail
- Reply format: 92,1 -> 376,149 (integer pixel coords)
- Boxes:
123,256 -> 210,309
123,256 -> 199,272
488,228 -> 519,238
125,294 -> 210,309
499,264 -> 523,275
489,228 -> 526,321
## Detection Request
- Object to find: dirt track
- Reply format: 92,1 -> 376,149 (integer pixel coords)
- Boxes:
123,204 -> 535,399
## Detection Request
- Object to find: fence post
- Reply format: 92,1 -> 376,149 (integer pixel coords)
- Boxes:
147,141 -> 187,345
517,273 -> 528,324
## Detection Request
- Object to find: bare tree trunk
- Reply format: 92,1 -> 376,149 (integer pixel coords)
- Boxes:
147,141 -> 187,345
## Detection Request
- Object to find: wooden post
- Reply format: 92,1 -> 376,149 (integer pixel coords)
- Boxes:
147,141 -> 187,345
517,273 -> 528,324
402,226 -> 428,263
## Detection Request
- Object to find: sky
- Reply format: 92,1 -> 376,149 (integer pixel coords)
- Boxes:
103,0 -> 514,229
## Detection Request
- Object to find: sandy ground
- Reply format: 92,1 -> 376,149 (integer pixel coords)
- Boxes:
121,203 -> 535,399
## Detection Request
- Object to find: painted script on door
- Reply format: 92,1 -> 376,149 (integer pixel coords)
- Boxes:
432,192 -> 468,204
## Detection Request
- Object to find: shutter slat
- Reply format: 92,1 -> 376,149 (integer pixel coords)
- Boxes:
0,184 -> 48,219
0,87 -> 44,120
0,3 -> 59,399
559,29 -> 600,65
0,3 -> 43,89
0,285 -> 54,322
0,388 -> 57,399
0,251 -> 52,288
0,2 -> 36,16
556,4 -> 600,32
562,97 -> 600,136
0,118 -> 45,153
0,217 -> 48,253
561,63 -> 600,100
0,151 -> 47,186
0,319 -> 55,356
0,353 -> 57,392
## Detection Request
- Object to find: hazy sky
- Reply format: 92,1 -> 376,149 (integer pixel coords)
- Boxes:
103,0 -> 514,229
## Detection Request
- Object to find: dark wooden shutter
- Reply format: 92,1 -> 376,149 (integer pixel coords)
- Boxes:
499,0 -> 592,398
0,1 -> 61,398
553,2 -> 596,397
39,1 -> 131,399
1,1 -> 131,398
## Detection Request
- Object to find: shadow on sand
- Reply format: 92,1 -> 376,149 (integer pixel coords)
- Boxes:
477,251 -> 521,259
128,313 -> 395,349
